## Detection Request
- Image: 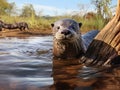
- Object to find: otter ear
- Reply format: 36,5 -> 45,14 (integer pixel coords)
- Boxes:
51,23 -> 54,27
79,23 -> 82,28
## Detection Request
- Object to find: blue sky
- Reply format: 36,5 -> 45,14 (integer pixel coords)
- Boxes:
8,0 -> 117,16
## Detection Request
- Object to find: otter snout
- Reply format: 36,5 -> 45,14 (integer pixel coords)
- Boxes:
61,30 -> 71,35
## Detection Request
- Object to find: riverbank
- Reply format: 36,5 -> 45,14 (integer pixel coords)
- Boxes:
0,29 -> 52,37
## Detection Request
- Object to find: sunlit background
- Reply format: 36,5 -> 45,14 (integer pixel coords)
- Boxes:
8,0 -> 117,16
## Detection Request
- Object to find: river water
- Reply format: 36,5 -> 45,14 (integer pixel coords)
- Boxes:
0,36 -> 120,90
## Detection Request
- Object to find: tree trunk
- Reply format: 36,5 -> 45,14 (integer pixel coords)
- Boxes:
81,0 -> 120,66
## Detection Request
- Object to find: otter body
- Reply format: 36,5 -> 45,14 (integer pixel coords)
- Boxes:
15,22 -> 29,31
51,19 -> 99,59
0,20 -> 29,31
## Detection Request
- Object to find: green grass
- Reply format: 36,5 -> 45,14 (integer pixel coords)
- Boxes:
0,15 -> 108,33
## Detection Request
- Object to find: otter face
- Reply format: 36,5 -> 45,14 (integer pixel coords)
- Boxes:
51,19 -> 82,42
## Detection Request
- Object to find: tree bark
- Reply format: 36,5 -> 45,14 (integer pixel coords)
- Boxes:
81,0 -> 120,66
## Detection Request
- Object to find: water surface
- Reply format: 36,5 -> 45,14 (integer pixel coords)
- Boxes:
0,36 -> 120,90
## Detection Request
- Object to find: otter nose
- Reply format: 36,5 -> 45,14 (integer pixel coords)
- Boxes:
61,30 -> 71,35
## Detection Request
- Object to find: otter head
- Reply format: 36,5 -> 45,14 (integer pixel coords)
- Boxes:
51,19 -> 82,42
51,19 -> 85,59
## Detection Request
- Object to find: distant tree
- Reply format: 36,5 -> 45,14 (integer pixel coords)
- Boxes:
92,0 -> 112,18
0,0 -> 10,15
20,4 -> 36,17
6,2 -> 17,16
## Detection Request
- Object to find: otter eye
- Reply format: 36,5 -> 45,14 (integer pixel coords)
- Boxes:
57,26 -> 60,29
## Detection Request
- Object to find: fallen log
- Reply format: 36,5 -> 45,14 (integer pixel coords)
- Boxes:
81,0 -> 120,66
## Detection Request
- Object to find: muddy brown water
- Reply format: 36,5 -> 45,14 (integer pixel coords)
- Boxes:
0,36 -> 120,90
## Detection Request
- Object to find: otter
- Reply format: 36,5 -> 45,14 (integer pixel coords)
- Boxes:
0,21 -> 29,31
2,23 -> 18,29
15,22 -> 29,31
51,19 -> 99,59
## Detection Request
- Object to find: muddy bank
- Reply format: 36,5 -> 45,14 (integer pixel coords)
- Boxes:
0,29 -> 52,37
0,29 -> 88,37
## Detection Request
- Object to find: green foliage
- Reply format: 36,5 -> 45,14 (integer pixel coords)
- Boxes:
20,4 -> 36,17
0,0 -> 11,15
6,2 -> 17,16
71,15 -> 107,32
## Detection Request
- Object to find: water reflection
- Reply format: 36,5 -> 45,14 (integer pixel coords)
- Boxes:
51,59 -> 100,90
0,36 -> 119,90
52,59 -> 120,90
